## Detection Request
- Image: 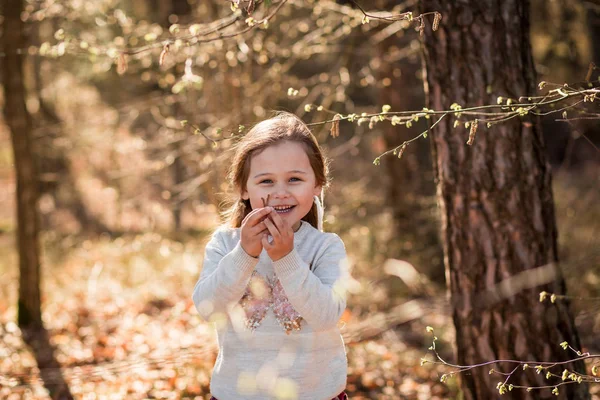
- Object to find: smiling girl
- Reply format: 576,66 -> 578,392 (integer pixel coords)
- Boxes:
192,112 -> 350,400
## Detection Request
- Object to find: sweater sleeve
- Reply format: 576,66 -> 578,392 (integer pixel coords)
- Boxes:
192,228 -> 260,321
272,233 -> 349,331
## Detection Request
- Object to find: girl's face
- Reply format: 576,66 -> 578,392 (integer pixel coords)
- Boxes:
242,140 -> 322,232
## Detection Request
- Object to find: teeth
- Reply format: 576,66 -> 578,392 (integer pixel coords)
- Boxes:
274,206 -> 293,210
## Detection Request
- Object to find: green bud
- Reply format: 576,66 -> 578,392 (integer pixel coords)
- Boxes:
560,341 -> 568,350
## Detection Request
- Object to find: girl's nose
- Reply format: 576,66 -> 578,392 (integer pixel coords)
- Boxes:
271,187 -> 291,199
272,192 -> 290,199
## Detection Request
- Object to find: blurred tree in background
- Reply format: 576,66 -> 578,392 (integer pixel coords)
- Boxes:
2,0 -> 43,331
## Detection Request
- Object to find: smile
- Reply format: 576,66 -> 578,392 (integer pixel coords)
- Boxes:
274,205 -> 295,213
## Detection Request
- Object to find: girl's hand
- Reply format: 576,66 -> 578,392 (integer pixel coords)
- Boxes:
240,207 -> 273,258
262,209 -> 294,261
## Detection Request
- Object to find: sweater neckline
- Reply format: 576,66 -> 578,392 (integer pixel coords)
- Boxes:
295,220 -> 309,236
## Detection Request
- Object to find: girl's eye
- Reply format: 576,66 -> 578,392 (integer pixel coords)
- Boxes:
259,178 -> 301,184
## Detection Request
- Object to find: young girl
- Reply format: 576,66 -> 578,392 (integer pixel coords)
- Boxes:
192,112 -> 350,400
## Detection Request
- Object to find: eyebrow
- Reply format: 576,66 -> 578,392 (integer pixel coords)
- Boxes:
253,170 -> 307,179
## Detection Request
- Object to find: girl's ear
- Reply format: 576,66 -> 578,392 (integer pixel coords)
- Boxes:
241,190 -> 249,200
313,184 -> 322,197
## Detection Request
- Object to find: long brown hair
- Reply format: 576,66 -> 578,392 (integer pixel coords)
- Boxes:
220,111 -> 331,229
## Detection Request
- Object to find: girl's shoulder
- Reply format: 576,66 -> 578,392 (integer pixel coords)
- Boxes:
207,223 -> 241,246
298,221 -> 345,245
213,223 -> 241,236
302,226 -> 346,254
320,231 -> 346,251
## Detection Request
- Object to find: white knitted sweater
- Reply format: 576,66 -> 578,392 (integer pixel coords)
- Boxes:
192,220 -> 349,400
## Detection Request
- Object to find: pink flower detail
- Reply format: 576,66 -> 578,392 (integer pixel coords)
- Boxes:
239,272 -> 271,331
270,277 -> 303,334
239,271 -> 303,334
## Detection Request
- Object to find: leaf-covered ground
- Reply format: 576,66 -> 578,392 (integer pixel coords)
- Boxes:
0,287 -> 453,399
0,230 -> 456,400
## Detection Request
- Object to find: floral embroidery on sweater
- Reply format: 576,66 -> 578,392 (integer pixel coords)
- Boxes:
239,270 -> 303,334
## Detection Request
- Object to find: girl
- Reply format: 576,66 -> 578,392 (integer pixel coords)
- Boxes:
192,112 -> 350,400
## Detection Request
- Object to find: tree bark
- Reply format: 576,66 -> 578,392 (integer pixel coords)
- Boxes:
1,0 -> 43,329
419,1 -> 589,399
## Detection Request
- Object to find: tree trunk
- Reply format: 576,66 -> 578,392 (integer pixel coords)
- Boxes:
419,1 -> 589,399
587,2 -> 600,65
172,139 -> 184,231
2,0 -> 43,330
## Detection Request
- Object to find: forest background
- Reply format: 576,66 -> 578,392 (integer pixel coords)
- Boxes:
0,0 -> 599,399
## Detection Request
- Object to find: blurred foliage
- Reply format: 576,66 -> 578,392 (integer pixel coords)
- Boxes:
7,0 -> 425,234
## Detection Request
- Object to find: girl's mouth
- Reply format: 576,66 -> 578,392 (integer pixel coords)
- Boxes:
261,195 -> 296,214
274,205 -> 295,214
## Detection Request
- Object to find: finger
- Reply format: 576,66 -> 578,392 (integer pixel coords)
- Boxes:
268,210 -> 290,239
263,216 -> 281,238
244,205 -> 270,219
241,207 -> 262,225
250,221 -> 269,236
268,209 -> 289,234
257,212 -> 273,224
252,207 -> 274,227
247,207 -> 273,227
